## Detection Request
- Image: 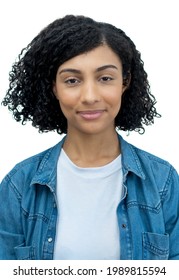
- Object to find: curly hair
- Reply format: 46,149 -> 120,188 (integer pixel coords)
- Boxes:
2,15 -> 160,134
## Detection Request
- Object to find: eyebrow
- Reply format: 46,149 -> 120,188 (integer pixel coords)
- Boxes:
96,64 -> 118,72
58,64 -> 118,75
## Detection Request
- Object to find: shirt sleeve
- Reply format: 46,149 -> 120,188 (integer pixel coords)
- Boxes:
0,175 -> 24,259
162,166 -> 179,259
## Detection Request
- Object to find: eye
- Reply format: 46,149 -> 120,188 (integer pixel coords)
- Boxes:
99,76 -> 114,82
64,78 -> 80,85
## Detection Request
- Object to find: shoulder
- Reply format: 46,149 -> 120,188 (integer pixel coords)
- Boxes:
119,134 -> 178,188
6,146 -> 54,178
133,144 -> 173,170
0,138 -> 64,192
134,144 -> 177,175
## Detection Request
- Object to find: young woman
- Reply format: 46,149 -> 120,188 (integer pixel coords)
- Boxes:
0,15 -> 179,260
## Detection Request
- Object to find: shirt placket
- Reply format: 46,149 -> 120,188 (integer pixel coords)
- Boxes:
42,192 -> 58,260
118,174 -> 133,260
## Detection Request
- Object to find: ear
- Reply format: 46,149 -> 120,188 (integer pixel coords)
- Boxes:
52,81 -> 58,100
122,72 -> 131,93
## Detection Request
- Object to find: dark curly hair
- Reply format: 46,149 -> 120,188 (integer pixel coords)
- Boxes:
2,14 -> 160,134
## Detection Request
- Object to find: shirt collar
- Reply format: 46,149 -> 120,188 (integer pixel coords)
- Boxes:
31,136 -> 66,191
118,134 -> 146,179
31,134 -> 145,190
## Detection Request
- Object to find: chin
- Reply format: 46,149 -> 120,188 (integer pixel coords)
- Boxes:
77,125 -> 110,136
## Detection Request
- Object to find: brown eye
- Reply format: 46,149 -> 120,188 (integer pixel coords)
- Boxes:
100,76 -> 113,82
65,78 -> 80,85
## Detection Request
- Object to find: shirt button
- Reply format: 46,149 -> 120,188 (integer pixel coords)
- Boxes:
122,224 -> 127,229
48,237 -> 53,243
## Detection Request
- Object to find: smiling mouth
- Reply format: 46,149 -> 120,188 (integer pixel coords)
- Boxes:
77,110 -> 106,120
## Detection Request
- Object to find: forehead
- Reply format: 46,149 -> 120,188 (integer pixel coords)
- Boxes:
58,45 -> 122,71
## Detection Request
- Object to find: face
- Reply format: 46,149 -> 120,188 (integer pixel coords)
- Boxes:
53,45 -> 128,136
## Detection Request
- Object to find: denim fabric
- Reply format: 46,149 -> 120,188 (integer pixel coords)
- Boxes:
0,134 -> 179,259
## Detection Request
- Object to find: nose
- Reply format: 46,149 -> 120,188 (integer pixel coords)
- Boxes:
81,81 -> 101,105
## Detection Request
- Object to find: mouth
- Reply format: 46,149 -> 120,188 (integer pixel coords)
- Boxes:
77,110 -> 106,120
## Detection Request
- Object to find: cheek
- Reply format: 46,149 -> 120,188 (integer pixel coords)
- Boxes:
106,90 -> 123,106
58,94 -> 77,118
56,86 -> 80,106
57,92 -> 76,108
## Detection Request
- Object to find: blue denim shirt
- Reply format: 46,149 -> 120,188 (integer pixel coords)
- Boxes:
0,134 -> 179,260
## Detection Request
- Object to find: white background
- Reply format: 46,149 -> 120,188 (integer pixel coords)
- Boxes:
0,0 -> 178,181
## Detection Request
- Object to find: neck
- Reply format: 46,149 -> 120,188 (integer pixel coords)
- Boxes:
63,129 -> 120,167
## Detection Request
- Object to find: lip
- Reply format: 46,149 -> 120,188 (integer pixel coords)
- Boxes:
77,110 -> 106,120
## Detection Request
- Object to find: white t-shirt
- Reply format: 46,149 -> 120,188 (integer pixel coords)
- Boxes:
53,149 -> 123,260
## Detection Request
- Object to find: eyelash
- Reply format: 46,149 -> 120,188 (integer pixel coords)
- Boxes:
64,78 -> 79,85
100,76 -> 113,82
64,76 -> 114,86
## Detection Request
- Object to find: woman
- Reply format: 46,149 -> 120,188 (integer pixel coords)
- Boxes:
0,15 -> 179,260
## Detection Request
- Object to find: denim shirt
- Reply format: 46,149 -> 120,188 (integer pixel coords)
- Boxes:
0,134 -> 179,260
